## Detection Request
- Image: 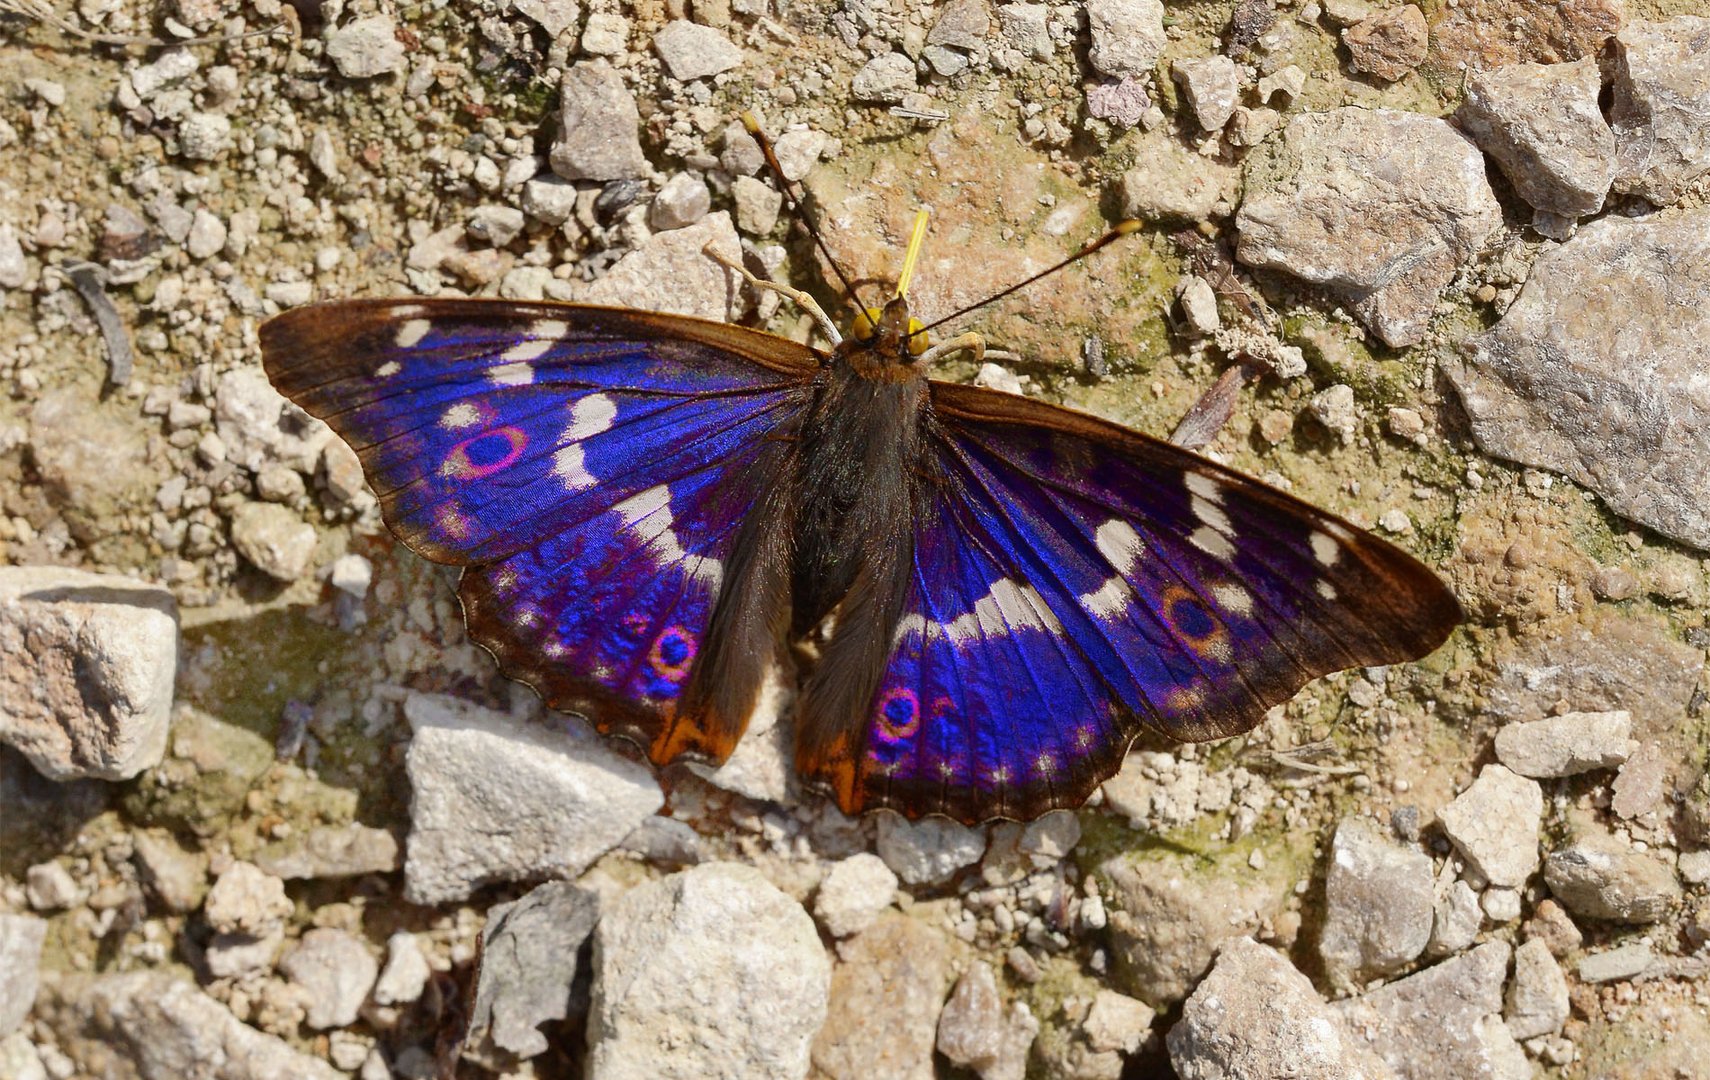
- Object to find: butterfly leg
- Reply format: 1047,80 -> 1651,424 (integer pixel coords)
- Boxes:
701,243 -> 843,347
916,331 -> 985,367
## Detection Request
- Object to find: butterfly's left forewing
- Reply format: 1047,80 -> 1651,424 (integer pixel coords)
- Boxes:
262,299 -> 820,765
807,381 -> 1460,823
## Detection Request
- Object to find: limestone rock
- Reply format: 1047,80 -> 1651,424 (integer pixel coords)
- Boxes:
1435,764 -> 1543,889
0,915 -> 46,1037
550,61 -> 649,182
1493,711 -> 1636,778
577,211 -> 750,322
811,914 -> 953,1080
1319,816 -> 1434,987
935,961 -> 1037,1080
1087,0 -> 1166,79
32,972 -> 342,1079
325,15 -> 405,79
0,567 -> 176,781
467,882 -> 600,1059
1342,5 -> 1429,82
587,863 -> 828,1080
1237,108 -> 1500,347
401,692 -> 662,905
1543,828 -> 1681,924
1504,938 -> 1568,1040
229,502 -> 317,581
1173,56 -> 1241,131
278,928 -> 378,1031
652,20 -> 743,81
1168,937 -> 1394,1080
1455,57 -> 1614,217
1099,845 -> 1292,1008
814,852 -> 898,938
875,813 -> 986,886
1611,16 -> 1710,205
1335,943 -> 1526,1080
1118,130 -> 1242,222
851,52 -> 917,103
1449,211 -> 1710,550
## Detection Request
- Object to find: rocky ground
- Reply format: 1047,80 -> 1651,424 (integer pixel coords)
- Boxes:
2,0 -> 1709,1078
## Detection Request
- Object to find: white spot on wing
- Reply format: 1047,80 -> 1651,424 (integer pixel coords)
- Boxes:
1081,519 -> 1145,621
553,444 -> 596,490
1079,577 -> 1135,618
1310,530 -> 1340,567
1191,495 -> 1233,535
566,394 -> 617,441
614,484 -> 723,590
375,361 -> 401,378
1212,582 -> 1254,617
895,579 -> 1065,646
441,403 -> 482,429
488,361 -> 535,386
1316,580 -> 1338,600
1190,526 -> 1236,562
500,319 -> 569,364
1185,472 -> 1223,504
945,578 -> 1062,643
1094,519 -> 1145,573
395,319 -> 431,348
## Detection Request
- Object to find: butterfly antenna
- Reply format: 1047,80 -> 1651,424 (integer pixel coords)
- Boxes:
913,220 -> 1143,338
742,111 -> 864,308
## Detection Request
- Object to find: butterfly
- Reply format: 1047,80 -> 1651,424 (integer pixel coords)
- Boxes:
261,162 -> 1459,827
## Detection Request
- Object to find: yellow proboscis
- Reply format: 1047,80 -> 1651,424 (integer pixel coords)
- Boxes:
895,209 -> 930,299
849,209 -> 932,354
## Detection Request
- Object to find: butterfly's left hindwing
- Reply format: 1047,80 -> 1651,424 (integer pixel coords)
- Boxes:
805,381 -> 1461,823
261,299 -> 820,765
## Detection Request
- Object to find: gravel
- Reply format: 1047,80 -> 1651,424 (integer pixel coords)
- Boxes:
4,3 -> 1703,1073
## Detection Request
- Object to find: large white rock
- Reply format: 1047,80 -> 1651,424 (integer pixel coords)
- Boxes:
32,972 -> 342,1079
1168,937 -> 1395,1080
0,567 -> 176,781
587,863 -> 829,1080
401,692 -> 662,905
1435,764 -> 1542,889
1611,16 -> 1710,205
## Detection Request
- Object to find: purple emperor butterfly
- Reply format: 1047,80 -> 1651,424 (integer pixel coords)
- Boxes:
262,138 -> 1458,825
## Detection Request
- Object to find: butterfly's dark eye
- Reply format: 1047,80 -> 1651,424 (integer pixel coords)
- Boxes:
1170,594 -> 1216,639
875,687 -> 921,740
443,427 -> 528,480
648,626 -> 697,679
1160,585 -> 1234,664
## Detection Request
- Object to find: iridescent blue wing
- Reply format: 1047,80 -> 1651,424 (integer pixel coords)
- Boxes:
805,381 -> 1460,823
261,299 -> 820,764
